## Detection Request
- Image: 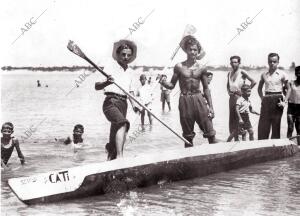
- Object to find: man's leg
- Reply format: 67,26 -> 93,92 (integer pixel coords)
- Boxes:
287,114 -> 295,138
271,106 -> 283,139
115,124 -> 127,157
141,109 -> 145,125
258,97 -> 272,140
229,95 -> 239,141
295,115 -> 300,145
167,102 -> 171,111
147,111 -> 153,125
248,128 -> 254,141
179,96 -> 195,147
295,115 -> 300,135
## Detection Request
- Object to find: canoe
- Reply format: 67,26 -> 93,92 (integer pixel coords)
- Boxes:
8,139 -> 299,205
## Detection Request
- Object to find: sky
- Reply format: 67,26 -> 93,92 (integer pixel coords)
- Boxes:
1,0 -> 300,68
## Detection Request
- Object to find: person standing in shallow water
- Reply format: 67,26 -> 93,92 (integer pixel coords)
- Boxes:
37,80 -> 41,87
227,56 -> 256,141
257,53 -> 288,140
160,75 -> 171,112
284,66 -> 300,139
95,39 -> 139,160
160,35 -> 217,147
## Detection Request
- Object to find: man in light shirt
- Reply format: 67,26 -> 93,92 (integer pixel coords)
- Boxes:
95,39 -> 139,160
257,53 -> 288,140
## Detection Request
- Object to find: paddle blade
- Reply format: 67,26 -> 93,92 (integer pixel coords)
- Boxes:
67,40 -> 86,58
183,24 -> 197,36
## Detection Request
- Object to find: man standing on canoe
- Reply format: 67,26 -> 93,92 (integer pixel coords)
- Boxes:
159,35 -> 217,147
95,39 -> 139,160
257,53 -> 288,140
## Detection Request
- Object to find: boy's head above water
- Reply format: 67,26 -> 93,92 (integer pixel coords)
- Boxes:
73,124 -> 84,136
241,84 -> 251,97
139,74 -> 147,85
1,122 -> 14,136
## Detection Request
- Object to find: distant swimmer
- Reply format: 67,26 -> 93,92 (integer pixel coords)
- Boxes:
37,80 -> 41,87
55,124 -> 85,153
136,74 -> 153,125
1,122 -> 25,167
227,84 -> 259,142
45,84 -> 48,88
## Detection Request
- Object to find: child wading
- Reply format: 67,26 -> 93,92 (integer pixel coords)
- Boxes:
1,122 -> 25,167
227,84 -> 259,141
136,74 -> 153,126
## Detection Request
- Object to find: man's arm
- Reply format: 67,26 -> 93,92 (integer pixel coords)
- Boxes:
241,71 -> 257,88
227,73 -> 231,95
95,76 -> 114,90
160,65 -> 180,90
14,139 -> 25,164
284,81 -> 292,103
258,75 -> 265,100
201,71 -> 214,118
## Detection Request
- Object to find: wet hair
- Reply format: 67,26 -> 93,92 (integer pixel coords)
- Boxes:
1,122 -> 14,132
241,84 -> 251,91
116,44 -> 133,55
73,124 -> 84,133
140,74 -> 147,80
268,53 -> 280,61
184,37 -> 202,53
295,66 -> 300,73
230,56 -> 241,63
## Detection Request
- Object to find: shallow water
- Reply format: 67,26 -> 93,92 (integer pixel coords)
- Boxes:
1,70 -> 299,215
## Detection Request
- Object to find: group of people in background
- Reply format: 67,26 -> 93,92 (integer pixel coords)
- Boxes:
2,35 -> 300,165
227,52 -> 300,143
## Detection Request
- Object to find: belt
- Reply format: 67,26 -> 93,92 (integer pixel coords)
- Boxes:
265,92 -> 282,96
105,92 -> 127,100
229,91 -> 241,96
180,90 -> 201,96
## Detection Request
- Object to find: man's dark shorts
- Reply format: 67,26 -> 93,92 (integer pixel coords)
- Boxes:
102,95 -> 130,159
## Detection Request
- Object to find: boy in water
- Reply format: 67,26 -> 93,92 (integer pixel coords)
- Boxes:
285,66 -> 300,140
56,124 -> 85,152
136,74 -> 153,125
1,122 -> 25,166
227,84 -> 259,141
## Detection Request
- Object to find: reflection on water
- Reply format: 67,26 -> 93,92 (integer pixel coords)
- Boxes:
1,70 -> 299,215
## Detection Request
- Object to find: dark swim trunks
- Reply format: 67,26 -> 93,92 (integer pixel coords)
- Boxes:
239,113 -> 252,131
103,95 -> 130,160
179,92 -> 216,143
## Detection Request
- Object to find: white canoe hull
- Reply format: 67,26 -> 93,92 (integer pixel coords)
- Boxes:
8,139 -> 299,204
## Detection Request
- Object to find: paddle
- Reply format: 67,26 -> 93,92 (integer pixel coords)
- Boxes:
67,41 -> 192,145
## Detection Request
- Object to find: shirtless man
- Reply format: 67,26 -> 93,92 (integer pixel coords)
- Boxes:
160,35 -> 217,147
